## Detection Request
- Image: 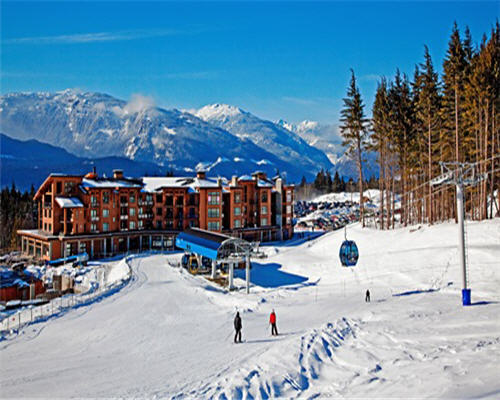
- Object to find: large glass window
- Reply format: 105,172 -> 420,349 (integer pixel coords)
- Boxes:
234,192 -> 241,203
103,223 -> 109,232
286,191 -> 292,203
103,209 -> 109,218
208,192 -> 220,205
286,205 -> 292,214
208,221 -> 220,231
261,192 -> 268,202
103,191 -> 110,204
261,206 -> 268,215
130,221 -> 136,230
234,207 -> 241,216
208,208 -> 220,218
234,219 -> 241,228
130,208 -> 136,217
130,194 -> 136,203
261,218 -> 268,226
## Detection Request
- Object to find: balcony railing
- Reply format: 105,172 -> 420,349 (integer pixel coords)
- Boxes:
120,202 -> 128,207
91,202 -> 99,208
91,216 -> 99,222
120,215 -> 128,220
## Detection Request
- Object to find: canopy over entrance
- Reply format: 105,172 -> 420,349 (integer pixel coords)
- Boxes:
175,228 -> 254,293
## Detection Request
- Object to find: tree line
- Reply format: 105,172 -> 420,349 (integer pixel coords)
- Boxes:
0,184 -> 37,252
340,22 -> 499,228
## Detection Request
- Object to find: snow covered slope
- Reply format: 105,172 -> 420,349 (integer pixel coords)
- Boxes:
195,104 -> 333,174
0,91 -> 315,181
2,219 -> 499,398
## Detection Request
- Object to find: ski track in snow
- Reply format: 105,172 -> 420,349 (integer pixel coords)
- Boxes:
1,220 -> 500,398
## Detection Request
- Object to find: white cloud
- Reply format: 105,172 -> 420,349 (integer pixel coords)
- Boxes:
123,94 -> 156,115
282,96 -> 318,106
3,29 -> 180,45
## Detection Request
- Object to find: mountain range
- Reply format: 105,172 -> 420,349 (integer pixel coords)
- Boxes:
0,90 -> 377,190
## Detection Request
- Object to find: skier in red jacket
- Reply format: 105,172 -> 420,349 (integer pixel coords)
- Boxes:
269,309 -> 278,336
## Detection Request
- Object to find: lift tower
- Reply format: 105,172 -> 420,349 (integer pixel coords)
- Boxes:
430,162 -> 486,306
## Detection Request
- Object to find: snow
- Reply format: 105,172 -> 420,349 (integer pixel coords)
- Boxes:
82,178 -> 142,188
55,196 -> 84,208
141,176 -> 220,192
1,219 -> 500,397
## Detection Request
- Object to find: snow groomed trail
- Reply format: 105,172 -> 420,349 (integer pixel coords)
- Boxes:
1,220 -> 499,398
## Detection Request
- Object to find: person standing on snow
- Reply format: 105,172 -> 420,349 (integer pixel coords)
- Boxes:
269,309 -> 278,336
365,289 -> 371,302
234,312 -> 242,343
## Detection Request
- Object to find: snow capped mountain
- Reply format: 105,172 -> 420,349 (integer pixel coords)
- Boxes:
279,119 -> 379,179
0,91 -> 322,181
277,119 -> 344,164
195,104 -> 333,173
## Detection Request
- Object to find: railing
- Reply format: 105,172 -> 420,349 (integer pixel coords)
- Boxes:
120,215 -> 128,220
91,216 -> 99,222
120,202 -> 128,207
91,202 -> 99,208
0,258 -> 133,338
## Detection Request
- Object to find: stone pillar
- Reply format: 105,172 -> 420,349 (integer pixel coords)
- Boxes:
211,259 -> 217,279
91,240 -> 94,259
103,238 -> 107,257
127,236 -> 130,252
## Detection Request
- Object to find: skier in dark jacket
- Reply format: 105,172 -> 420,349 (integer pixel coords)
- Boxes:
269,309 -> 278,336
234,312 -> 242,343
365,289 -> 371,302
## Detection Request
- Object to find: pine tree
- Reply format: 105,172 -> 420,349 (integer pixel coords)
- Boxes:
340,69 -> 369,226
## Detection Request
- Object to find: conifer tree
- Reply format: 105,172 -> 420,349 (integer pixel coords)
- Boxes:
340,69 -> 369,226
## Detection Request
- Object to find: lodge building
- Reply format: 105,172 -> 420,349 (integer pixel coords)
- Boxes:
18,169 -> 294,261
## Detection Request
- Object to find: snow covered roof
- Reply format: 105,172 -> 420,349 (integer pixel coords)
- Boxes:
238,175 -> 253,181
55,197 -> 84,208
82,178 -> 143,189
257,179 -> 273,188
141,176 -> 220,192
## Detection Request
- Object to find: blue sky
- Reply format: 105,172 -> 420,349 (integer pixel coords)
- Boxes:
1,1 -> 497,124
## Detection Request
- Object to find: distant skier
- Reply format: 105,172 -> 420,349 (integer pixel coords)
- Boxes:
269,309 -> 278,336
234,312 -> 242,343
365,289 -> 371,303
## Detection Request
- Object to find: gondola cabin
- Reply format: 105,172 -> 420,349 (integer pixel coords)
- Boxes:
339,240 -> 359,267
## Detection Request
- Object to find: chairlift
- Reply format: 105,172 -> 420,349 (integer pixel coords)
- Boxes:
339,227 -> 359,267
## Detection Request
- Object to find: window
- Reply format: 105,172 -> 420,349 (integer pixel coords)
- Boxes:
130,221 -> 136,230
208,191 -> 220,205
130,194 -> 136,203
103,223 -> 109,232
261,218 -> 268,226
103,209 -> 109,218
138,220 -> 143,228
234,192 -> 241,203
91,209 -> 98,218
234,207 -> 241,216
286,217 -> 291,225
56,182 -> 62,194
286,191 -> 292,203
146,194 -> 153,203
261,192 -> 268,202
208,208 -> 219,218
64,181 -> 74,194
91,195 -> 98,206
120,196 -> 128,205
103,191 -> 110,204
156,221 -> 162,229
120,221 -> 127,230
91,223 -> 97,232
156,207 -> 163,216
261,206 -> 268,215
156,193 -> 163,202
139,207 -> 143,215
286,205 -> 292,214
130,208 -> 136,217
208,221 -> 220,231
234,219 -> 241,228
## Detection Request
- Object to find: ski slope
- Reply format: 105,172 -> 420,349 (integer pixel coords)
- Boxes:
1,219 -> 499,398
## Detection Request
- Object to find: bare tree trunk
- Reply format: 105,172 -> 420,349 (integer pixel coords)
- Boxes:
357,140 -> 365,228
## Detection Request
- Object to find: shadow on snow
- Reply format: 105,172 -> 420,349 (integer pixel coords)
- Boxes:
234,262 -> 308,288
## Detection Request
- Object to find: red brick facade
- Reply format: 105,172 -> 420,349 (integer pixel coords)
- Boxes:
18,170 -> 294,261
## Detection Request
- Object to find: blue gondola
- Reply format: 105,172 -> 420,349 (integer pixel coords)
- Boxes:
339,227 -> 359,267
339,240 -> 359,266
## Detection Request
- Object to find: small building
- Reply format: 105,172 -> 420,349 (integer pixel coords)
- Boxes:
0,268 -> 45,302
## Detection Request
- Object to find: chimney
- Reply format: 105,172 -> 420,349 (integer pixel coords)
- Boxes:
275,177 -> 283,194
231,175 -> 238,187
113,169 -> 124,179
217,177 -> 222,187
196,170 -> 206,180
